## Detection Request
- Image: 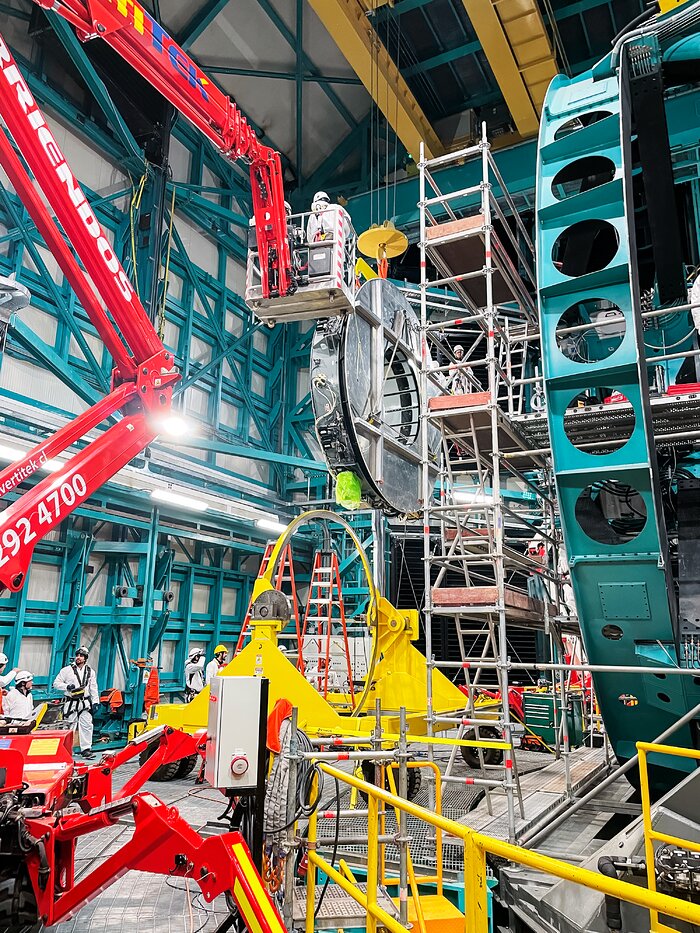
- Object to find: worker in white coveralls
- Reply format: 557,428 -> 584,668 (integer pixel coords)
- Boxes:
2,670 -> 37,720
205,644 -> 228,686
0,651 -> 17,689
184,647 -> 205,701
306,191 -> 335,243
53,646 -> 99,759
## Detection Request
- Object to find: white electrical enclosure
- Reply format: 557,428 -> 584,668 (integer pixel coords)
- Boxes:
205,676 -> 267,791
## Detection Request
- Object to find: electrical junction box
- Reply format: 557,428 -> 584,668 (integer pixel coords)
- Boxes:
205,676 -> 268,791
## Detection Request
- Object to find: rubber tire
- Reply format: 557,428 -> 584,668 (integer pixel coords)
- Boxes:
359,759 -> 422,802
0,861 -> 40,933
460,727 -> 504,769
138,745 -> 183,782
176,753 -> 198,779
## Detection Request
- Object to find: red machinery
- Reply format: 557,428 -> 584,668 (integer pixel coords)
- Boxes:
0,0 -> 294,591
0,724 -> 285,932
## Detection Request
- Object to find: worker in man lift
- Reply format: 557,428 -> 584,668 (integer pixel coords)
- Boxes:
53,646 -> 99,759
0,651 -> 17,689
2,669 -> 36,720
306,190 -> 335,243
184,647 -> 205,701
205,644 -> 228,686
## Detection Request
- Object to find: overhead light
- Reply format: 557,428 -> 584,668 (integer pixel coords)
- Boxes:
42,459 -> 62,472
154,414 -> 193,438
151,487 -> 208,512
256,518 -> 288,534
453,489 -> 493,505
0,443 -> 26,462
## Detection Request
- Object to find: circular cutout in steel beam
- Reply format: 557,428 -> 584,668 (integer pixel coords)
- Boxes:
555,299 -> 625,364
552,219 -> 619,277
564,388 -> 634,454
554,111 -> 612,141
311,279 -> 439,515
575,480 -> 647,546
551,156 -> 616,201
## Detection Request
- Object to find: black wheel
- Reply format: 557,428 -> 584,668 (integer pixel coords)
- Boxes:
359,759 -> 422,801
0,858 -> 39,933
138,744 -> 183,782
460,727 -> 504,769
176,754 -> 198,779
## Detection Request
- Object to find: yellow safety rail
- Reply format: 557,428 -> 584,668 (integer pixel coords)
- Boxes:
305,761 -> 700,933
638,741 -> 700,933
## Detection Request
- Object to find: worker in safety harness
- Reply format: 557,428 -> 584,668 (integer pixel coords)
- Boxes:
205,644 -> 228,686
2,669 -> 36,720
184,647 -> 205,701
0,651 -> 17,689
306,191 -> 335,243
53,646 -> 99,758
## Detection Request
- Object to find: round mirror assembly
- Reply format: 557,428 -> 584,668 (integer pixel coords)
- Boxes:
311,279 -> 439,515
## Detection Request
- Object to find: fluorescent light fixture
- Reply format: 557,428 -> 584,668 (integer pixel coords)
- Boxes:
256,518 -> 288,534
453,489 -> 493,505
154,414 -> 193,438
0,443 -> 26,462
151,487 -> 208,512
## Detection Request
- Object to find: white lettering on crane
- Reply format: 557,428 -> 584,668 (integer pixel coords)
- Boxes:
0,36 -> 134,302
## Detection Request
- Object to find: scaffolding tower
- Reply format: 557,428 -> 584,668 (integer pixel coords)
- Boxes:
418,125 -> 575,842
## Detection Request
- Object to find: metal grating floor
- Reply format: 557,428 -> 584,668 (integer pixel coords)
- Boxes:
47,763 -> 232,932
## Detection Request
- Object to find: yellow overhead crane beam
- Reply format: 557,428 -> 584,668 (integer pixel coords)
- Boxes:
460,0 -> 558,138
307,0 -> 443,160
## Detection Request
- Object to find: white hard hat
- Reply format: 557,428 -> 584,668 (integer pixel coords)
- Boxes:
312,191 -> 330,212
188,647 -> 203,660
454,344 -> 464,354
15,670 -> 32,686
0,652 -> 7,666
76,646 -> 89,659
284,201 -> 292,216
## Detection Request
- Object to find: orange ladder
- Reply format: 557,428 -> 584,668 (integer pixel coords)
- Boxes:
301,550 -> 355,702
235,542 -> 303,667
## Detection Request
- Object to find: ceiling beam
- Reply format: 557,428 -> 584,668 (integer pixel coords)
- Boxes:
177,0 -> 231,50
459,0 -> 557,137
307,0 -> 442,160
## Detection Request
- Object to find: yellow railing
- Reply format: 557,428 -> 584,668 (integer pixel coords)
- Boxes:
305,760 -> 700,933
638,741 -> 700,933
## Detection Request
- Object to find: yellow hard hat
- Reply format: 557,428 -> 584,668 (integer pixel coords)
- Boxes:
214,644 -> 227,655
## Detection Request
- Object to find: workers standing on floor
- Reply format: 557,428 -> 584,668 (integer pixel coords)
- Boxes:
2,670 -> 36,720
205,644 -> 228,686
448,344 -> 471,395
306,191 -> 335,243
184,647 -> 205,701
53,646 -> 99,758
0,651 -> 17,689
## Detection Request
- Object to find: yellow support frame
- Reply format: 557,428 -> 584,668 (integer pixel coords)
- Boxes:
460,0 -> 558,137
638,741 -> 700,933
305,760 -> 700,933
307,0 -> 442,160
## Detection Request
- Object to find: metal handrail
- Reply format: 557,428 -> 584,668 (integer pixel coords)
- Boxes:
638,741 -> 700,933
306,762 -> 700,933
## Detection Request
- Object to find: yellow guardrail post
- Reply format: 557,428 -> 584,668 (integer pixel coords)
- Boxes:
385,764 -> 427,933
366,787 -> 380,933
463,831 -> 489,933
305,772 -> 318,933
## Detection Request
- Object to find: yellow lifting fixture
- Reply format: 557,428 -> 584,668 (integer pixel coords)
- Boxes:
358,221 -> 409,279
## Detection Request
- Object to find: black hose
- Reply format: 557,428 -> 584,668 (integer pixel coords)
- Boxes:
611,3 -> 659,46
598,856 -> 623,931
314,775 -> 340,919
